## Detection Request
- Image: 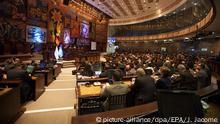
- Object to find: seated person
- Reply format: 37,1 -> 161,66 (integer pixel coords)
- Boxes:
132,68 -> 156,105
81,62 -> 95,76
38,60 -> 47,70
155,66 -> 172,89
0,66 -> 5,80
118,63 -> 126,76
47,59 -> 56,68
125,64 -> 137,76
101,70 -> 130,111
31,60 -> 38,67
175,64 -> 197,90
4,59 -> 14,71
7,65 -> 34,103
195,64 -> 208,89
26,64 -> 35,74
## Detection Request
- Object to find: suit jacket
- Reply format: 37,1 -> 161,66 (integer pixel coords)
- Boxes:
196,69 -> 208,89
155,76 -> 172,89
178,70 -> 197,90
7,68 -> 33,102
7,68 -> 27,80
133,75 -> 156,105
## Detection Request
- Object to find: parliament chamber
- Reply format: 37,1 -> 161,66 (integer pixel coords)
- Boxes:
0,0 -> 220,124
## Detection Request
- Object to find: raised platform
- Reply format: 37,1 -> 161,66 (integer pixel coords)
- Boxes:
58,60 -> 76,68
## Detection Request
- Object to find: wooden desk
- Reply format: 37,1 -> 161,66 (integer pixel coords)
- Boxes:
76,75 -> 136,84
73,101 -> 158,124
53,64 -> 62,78
208,61 -> 220,79
35,69 -> 54,86
0,80 -> 22,87
78,85 -> 102,98
0,88 -> 25,124
196,84 -> 218,98
72,84 -> 218,124
77,77 -> 108,83
77,81 -> 132,98
32,74 -> 45,101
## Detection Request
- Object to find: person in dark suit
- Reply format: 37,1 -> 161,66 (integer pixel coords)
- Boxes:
155,66 -> 172,89
7,65 -> 34,103
176,64 -> 197,90
195,64 -> 208,89
132,68 -> 156,105
81,62 -> 95,76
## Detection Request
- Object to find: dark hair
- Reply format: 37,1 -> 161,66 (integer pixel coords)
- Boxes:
112,70 -> 122,81
145,68 -> 153,75
160,66 -> 171,77
200,64 -> 206,69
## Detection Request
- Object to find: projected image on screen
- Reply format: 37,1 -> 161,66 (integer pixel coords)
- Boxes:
26,25 -> 47,43
63,29 -> 71,44
80,23 -> 89,38
107,37 -> 116,53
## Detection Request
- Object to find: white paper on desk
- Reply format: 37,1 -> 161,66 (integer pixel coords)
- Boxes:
94,82 -> 101,86
132,78 -> 136,84
106,83 -> 110,86
79,82 -> 89,85
83,76 -> 91,79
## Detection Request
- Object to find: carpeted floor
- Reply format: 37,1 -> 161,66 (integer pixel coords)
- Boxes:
16,68 -> 77,124
205,102 -> 220,124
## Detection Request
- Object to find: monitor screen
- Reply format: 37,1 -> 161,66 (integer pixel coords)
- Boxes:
26,25 -> 47,43
157,90 -> 203,120
26,65 -> 35,74
95,71 -> 102,76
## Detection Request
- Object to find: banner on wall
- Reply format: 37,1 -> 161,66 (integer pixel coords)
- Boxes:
71,20 -> 80,37
0,0 -> 26,20
80,22 -> 89,38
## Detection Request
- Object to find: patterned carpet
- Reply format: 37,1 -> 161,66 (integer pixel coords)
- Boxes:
205,98 -> 220,124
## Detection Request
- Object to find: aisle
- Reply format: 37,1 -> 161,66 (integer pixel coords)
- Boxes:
16,68 -> 77,124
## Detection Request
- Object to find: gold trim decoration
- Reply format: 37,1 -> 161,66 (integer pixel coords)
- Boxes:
116,8 -> 214,42
109,0 -> 186,26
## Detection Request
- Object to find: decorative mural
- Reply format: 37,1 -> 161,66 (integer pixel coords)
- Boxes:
27,0 -> 48,21
48,8 -> 64,44
71,20 -> 80,38
48,8 -> 64,59
0,0 -> 26,20
0,0 -> 107,56
0,19 -> 25,41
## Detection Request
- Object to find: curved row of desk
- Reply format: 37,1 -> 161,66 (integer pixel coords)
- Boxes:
72,84 -> 219,124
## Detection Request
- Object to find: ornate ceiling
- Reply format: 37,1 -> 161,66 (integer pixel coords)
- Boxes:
84,0 -> 187,25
